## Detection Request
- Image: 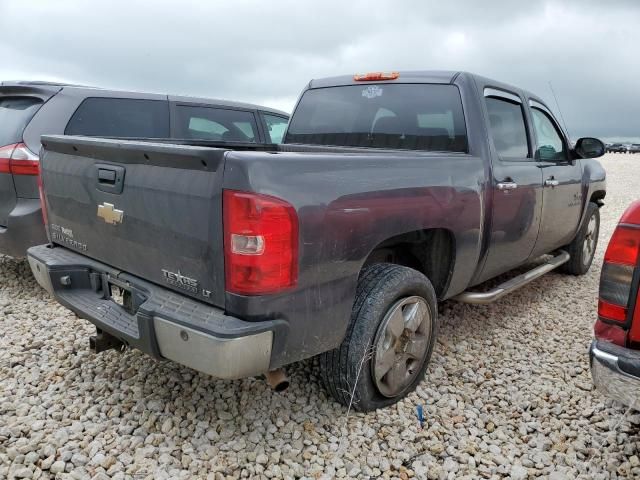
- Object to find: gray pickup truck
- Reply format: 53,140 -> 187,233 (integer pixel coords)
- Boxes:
28,71 -> 606,411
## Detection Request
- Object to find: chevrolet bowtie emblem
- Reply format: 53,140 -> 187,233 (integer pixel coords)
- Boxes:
97,202 -> 124,225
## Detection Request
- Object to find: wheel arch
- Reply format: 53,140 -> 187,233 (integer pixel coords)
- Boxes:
362,228 -> 456,299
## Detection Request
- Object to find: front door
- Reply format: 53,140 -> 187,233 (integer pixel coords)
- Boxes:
477,89 -> 543,282
528,102 -> 583,257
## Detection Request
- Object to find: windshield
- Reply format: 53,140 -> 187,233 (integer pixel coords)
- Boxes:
0,97 -> 43,147
285,83 -> 467,152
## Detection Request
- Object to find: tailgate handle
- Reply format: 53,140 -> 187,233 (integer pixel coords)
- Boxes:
95,164 -> 125,194
98,169 -> 116,183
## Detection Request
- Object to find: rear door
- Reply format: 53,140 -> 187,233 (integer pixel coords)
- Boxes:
478,88 -> 543,282
528,100 -> 583,256
0,92 -> 48,225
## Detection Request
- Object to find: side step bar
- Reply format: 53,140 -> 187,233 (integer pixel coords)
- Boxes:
454,251 -> 570,304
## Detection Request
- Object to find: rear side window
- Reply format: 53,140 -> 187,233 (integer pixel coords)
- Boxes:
0,97 -> 43,147
174,106 -> 258,143
65,98 -> 169,138
485,97 -> 529,159
285,84 -> 468,152
263,114 -> 288,143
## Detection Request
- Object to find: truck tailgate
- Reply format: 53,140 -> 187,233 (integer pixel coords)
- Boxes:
39,135 -> 227,307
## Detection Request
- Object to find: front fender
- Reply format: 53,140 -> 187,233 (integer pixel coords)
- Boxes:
579,158 -> 606,228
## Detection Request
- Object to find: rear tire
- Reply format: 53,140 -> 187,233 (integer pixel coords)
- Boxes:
319,264 -> 437,412
559,202 -> 600,275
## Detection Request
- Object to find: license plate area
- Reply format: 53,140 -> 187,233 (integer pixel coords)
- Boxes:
108,282 -> 134,314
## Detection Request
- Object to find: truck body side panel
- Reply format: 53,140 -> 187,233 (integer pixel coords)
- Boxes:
222,150 -> 485,365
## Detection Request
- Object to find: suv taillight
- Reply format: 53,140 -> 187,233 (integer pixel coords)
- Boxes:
596,201 -> 640,346
223,190 -> 298,295
0,143 -> 39,176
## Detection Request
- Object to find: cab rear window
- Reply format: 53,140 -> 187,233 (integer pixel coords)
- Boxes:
285,84 -> 467,152
0,97 -> 43,147
65,98 -> 170,138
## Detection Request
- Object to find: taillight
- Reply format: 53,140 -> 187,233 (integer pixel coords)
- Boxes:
223,190 -> 298,295
596,201 -> 640,346
0,143 -> 39,176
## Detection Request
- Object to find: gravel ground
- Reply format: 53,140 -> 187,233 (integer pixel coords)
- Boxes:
1,153 -> 640,480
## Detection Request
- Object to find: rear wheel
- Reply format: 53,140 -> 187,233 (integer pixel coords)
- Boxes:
319,264 -> 437,411
560,202 -> 600,275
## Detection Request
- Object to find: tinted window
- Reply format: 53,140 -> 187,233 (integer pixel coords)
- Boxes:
174,106 -> 258,142
531,107 -> 566,161
263,114 -> 288,143
0,97 -> 43,147
285,84 -> 467,152
485,96 -> 529,159
66,98 -> 169,138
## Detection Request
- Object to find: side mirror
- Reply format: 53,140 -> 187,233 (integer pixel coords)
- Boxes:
575,137 -> 605,159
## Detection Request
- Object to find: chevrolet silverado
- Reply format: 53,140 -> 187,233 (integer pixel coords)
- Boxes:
28,71 -> 606,411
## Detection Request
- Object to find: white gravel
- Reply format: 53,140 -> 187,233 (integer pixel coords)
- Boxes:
1,153 -> 639,480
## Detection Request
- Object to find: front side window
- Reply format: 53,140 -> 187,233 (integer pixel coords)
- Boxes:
65,98 -> 169,138
262,114 -> 288,143
485,96 -> 529,159
174,106 -> 257,142
285,84 -> 467,152
531,107 -> 566,161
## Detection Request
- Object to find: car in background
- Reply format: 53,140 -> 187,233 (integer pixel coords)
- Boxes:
606,143 -> 628,153
627,144 -> 640,154
590,200 -> 640,408
0,81 -> 289,258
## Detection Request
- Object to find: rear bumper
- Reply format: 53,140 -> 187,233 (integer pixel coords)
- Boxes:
590,340 -> 640,409
27,244 -> 285,379
0,198 -> 47,258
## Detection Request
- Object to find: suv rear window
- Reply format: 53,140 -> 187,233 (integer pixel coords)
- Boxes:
0,97 -> 43,147
65,98 -> 169,138
285,84 -> 467,152
174,106 -> 258,143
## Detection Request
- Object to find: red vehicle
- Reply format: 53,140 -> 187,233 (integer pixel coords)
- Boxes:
591,200 -> 640,407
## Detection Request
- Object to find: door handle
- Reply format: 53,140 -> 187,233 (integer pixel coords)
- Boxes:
497,181 -> 518,190
545,179 -> 560,187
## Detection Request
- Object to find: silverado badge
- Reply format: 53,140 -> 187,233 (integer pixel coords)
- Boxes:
97,202 -> 124,225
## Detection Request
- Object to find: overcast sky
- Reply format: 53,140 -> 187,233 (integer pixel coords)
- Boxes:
1,0 -> 639,142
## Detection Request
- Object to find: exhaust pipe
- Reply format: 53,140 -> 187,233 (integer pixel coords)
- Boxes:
264,368 -> 289,392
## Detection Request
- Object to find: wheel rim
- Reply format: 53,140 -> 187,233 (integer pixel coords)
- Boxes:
372,296 -> 432,398
582,213 -> 598,266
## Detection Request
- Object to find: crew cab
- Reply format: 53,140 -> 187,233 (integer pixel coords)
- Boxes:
0,81 -> 288,258
28,71 -> 606,411
591,201 -> 640,408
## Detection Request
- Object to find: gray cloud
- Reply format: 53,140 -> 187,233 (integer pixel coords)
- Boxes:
1,0 -> 638,141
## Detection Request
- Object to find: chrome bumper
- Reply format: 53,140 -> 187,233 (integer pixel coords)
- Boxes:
27,244 -> 280,380
153,318 -> 273,379
590,340 -> 640,409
